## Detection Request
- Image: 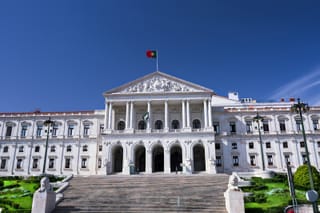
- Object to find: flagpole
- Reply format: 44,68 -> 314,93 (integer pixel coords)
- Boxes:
156,49 -> 159,71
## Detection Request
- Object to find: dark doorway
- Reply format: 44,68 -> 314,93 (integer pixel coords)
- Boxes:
134,145 -> 145,172
193,144 -> 205,172
112,146 -> 123,173
170,145 -> 182,172
152,145 -> 164,172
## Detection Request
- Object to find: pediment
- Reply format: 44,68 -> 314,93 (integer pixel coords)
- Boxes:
104,71 -> 213,95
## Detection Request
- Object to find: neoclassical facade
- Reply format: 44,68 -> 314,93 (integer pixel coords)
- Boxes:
0,71 -> 320,176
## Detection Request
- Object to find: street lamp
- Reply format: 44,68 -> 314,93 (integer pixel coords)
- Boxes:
42,117 -> 54,175
253,113 -> 265,171
291,98 -> 318,213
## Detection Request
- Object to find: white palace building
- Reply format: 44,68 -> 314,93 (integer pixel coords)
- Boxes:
0,71 -> 320,176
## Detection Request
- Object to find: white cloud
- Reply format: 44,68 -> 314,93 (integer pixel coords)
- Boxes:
269,68 -> 320,106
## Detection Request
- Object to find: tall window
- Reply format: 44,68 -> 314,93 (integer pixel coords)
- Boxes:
266,142 -> 271,149
21,125 -> 27,137
300,141 -> 305,148
99,145 -> 103,152
283,142 -> 288,148
232,143 -> 237,150
36,125 -> 42,137
284,154 -> 291,165
98,158 -> 102,168
81,158 -> 87,169
250,155 -> 256,166
66,145 -> 72,152
117,121 -> 125,131
171,120 -> 180,129
32,159 -> 39,169
302,154 -> 308,164
267,155 -> 273,166
279,120 -> 286,132
16,159 -> 23,169
82,145 -> 88,152
3,146 -> 8,153
233,156 -> 239,166
246,121 -> 253,133
100,124 -> 104,133
65,158 -> 71,169
192,119 -> 201,129
35,146 -> 40,152
138,120 -> 146,130
0,159 -> 6,169
215,143 -> 221,150
52,124 -> 58,137
263,120 -> 269,132
50,146 -> 56,152
155,120 -> 163,130
5,126 -> 12,137
296,119 -> 302,132
230,121 -> 236,134
19,146 -> 24,153
313,119 -> 319,131
249,142 -> 254,149
68,124 -> 74,137
213,122 -> 220,135
216,156 -> 222,167
49,158 -> 54,169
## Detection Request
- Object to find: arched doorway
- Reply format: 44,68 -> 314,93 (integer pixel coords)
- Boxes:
112,146 -> 123,173
134,145 -> 145,173
193,144 -> 205,172
170,145 -> 182,172
152,145 -> 164,172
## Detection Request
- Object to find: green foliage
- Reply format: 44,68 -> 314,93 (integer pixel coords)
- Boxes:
293,164 -> 320,191
0,180 -> 4,187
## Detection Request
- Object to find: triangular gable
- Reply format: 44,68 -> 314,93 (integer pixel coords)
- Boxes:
104,71 -> 214,95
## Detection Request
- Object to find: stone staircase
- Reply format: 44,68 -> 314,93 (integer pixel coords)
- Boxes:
53,174 -> 229,213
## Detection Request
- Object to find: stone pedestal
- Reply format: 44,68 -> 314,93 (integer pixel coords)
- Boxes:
224,189 -> 244,213
32,177 -> 56,213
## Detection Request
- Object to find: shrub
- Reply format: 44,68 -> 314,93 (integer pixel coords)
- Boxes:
293,164 -> 320,191
254,193 -> 267,203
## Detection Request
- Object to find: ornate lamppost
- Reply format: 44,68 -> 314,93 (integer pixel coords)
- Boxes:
253,113 -> 265,171
42,117 -> 54,175
291,98 -> 318,213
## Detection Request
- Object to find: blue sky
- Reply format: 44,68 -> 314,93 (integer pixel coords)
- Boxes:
0,0 -> 320,112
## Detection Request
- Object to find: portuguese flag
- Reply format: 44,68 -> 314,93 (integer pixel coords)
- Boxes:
146,50 -> 157,58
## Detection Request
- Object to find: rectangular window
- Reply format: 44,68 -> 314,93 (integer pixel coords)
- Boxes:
36,126 -> 42,137
313,119 -> 319,131
49,158 -> 54,169
50,146 -> 56,152
215,143 -> 221,150
267,155 -> 273,166
213,122 -> 220,135
6,126 -> 12,137
66,145 -> 72,152
302,154 -> 308,164
68,125 -> 74,137
250,155 -> 256,166
232,143 -> 237,150
32,159 -> 39,169
263,121 -> 269,132
232,156 -> 239,167
100,125 -> 104,133
52,125 -> 58,137
246,121 -> 253,133
35,146 -> 40,152
65,158 -> 71,169
21,126 -> 27,137
83,125 -> 89,136
317,141 -> 320,148
216,156 -> 222,167
284,154 -> 291,165
98,158 -> 102,168
19,146 -> 24,153
3,146 -> 8,153
99,145 -> 103,152
1,159 -> 7,169
81,158 -> 87,169
266,142 -> 271,149
249,142 -> 254,149
300,141 -> 305,148
283,142 -> 288,148
296,120 -> 302,131
279,120 -> 286,132
230,122 -> 236,134
16,159 -> 23,169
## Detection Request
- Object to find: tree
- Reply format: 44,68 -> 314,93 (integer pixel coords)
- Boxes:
293,164 -> 320,191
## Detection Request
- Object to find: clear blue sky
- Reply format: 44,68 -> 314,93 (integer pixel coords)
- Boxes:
1,0 -> 320,112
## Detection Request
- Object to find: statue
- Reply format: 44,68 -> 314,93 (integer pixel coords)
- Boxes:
228,173 -> 239,191
38,177 -> 52,193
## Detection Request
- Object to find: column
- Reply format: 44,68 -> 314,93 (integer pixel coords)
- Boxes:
182,100 -> 186,128
107,103 -> 112,129
186,100 -> 190,128
125,102 -> 130,129
146,149 -> 152,174
164,148 -> 171,173
275,141 -> 283,170
130,102 -> 134,129
207,100 -> 212,127
111,109 -> 115,130
104,101 -> 108,130
203,100 -> 208,128
164,101 -> 169,131
147,102 -> 151,131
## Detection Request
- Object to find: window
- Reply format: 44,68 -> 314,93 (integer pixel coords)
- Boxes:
300,141 -> 305,148
98,145 -> 103,152
16,159 -> 23,169
50,146 -> 56,152
215,143 -> 221,150
296,119 -> 302,131
98,158 -> 102,168
232,156 -> 239,166
1,159 -> 7,169
313,119 -> 319,131
5,126 -> 12,137
117,121 -> 125,131
81,158 -> 87,169
279,120 -> 286,132
318,141 -> 320,148
138,120 -> 146,130
283,142 -> 288,148
284,154 -> 291,165
49,158 -> 54,169
266,142 -> 271,149
68,124 -> 74,136
3,146 -> 8,153
19,146 -> 24,153
21,125 -> 27,137
32,159 -> 39,169
100,124 -> 104,133
192,119 -> 201,129
263,120 -> 269,132
249,142 -> 254,149
232,143 -> 237,150
66,145 -> 72,152
250,155 -> 256,166
267,155 -> 273,166
171,120 -> 180,130
65,158 -> 71,169
36,126 -> 42,137
216,156 -> 222,167
35,146 -> 40,152
230,122 -> 236,134
213,122 -> 220,135
246,121 -> 253,133
302,154 -> 308,164
52,124 -> 58,137
82,145 -> 88,152
155,120 -> 163,130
